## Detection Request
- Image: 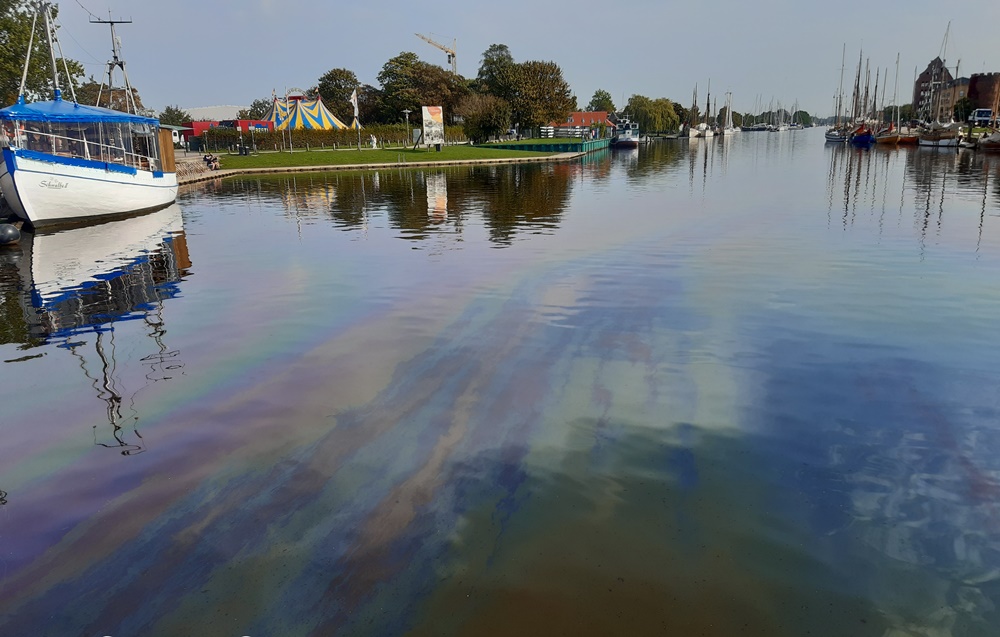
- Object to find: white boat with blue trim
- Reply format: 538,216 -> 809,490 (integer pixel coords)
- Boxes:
0,4 -> 176,228
612,117 -> 640,148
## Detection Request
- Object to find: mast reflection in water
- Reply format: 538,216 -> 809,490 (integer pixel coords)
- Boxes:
0,204 -> 191,453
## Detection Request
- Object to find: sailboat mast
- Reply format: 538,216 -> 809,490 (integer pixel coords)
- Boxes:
852,51 -> 862,121
17,12 -> 39,99
836,43 -> 846,127
705,79 -> 711,125
872,67 -> 879,123
893,53 -> 900,129
862,60 -> 870,121
42,4 -> 61,98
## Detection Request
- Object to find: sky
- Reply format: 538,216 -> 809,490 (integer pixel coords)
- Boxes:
51,0 -> 1000,118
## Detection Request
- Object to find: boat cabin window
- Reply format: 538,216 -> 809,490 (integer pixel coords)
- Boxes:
2,121 -> 16,147
8,119 -> 161,172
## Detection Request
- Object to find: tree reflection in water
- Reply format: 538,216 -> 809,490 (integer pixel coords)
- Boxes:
222,161 -> 577,246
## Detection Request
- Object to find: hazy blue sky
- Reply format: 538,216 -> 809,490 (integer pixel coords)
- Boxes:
53,0 -> 1000,117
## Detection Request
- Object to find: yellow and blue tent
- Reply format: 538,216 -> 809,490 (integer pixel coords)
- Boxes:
264,97 -> 291,128
349,117 -> 363,130
269,97 -> 347,131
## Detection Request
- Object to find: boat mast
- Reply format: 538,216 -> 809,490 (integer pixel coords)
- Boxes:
893,53 -> 900,129
93,12 -> 137,114
871,67 -> 879,124
836,43 -> 846,128
690,84 -> 698,128
42,4 -> 61,100
705,79 -> 711,126
16,11 -> 39,101
851,50 -> 862,122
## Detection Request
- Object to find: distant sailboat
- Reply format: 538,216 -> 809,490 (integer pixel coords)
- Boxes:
826,47 -> 849,142
720,92 -> 740,136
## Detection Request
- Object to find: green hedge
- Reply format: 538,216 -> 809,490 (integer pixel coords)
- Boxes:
194,124 -> 468,152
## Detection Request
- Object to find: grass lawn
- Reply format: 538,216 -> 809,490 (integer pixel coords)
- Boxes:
215,145 -> 556,170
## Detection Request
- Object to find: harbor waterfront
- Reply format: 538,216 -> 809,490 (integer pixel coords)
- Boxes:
2,131 -> 1000,635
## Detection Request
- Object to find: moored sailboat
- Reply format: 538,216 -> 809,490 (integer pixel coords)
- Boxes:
826,44 -> 849,143
0,3 -> 177,228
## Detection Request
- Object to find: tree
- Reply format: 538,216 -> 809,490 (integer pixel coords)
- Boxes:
377,51 -> 468,124
898,103 -> 915,123
457,93 -> 511,143
0,2 -> 84,106
315,67 -> 359,123
672,101 -> 690,127
953,97 -> 973,123
792,110 -> 812,126
476,43 -> 514,95
625,94 -> 679,133
356,84 -> 384,125
238,97 -> 273,120
158,105 -> 191,126
507,60 -> 574,131
586,89 -> 615,113
74,77 -> 145,112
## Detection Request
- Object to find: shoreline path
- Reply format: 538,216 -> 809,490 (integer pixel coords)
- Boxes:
175,149 -> 585,186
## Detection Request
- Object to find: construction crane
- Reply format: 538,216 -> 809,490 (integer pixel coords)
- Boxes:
415,33 -> 457,74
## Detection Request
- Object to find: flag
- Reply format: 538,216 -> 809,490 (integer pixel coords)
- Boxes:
349,89 -> 358,118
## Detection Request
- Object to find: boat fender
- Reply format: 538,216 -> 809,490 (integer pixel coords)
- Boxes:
0,223 -> 21,245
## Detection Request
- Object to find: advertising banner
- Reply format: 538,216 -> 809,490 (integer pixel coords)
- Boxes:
422,106 -> 444,146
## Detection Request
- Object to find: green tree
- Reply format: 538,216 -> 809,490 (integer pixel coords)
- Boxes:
158,104 -> 191,126
898,103 -> 915,123
1,2 -> 83,106
377,52 -> 468,124
476,43 -> 514,96
586,89 -> 615,113
457,93 -> 511,143
507,60 -> 574,131
625,94 -> 678,133
356,84 -> 384,124
953,97 -> 973,123
74,77 -> 145,112
792,110 -> 812,126
672,101 -> 689,127
239,97 -> 273,120
315,67 -> 359,123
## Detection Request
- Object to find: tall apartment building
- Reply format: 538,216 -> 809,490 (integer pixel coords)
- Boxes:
912,57 -> 954,119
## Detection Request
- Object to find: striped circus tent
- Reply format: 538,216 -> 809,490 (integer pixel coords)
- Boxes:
349,117 -> 363,130
268,96 -> 348,130
263,98 -> 290,127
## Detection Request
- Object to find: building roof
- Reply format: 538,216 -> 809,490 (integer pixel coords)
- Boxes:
184,105 -> 245,121
552,111 -> 614,127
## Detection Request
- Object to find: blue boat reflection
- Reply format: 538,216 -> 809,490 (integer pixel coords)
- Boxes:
0,204 -> 190,453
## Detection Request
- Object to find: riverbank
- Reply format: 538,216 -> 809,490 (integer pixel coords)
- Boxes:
176,146 -> 581,186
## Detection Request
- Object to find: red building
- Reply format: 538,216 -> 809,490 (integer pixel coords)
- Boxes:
179,120 -> 273,141
553,111 -> 615,128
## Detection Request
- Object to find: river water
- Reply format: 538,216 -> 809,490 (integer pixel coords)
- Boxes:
2,131 -> 1000,636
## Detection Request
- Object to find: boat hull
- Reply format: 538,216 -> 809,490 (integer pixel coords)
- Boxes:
917,137 -> 959,147
1,148 -> 177,227
612,135 -> 640,148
